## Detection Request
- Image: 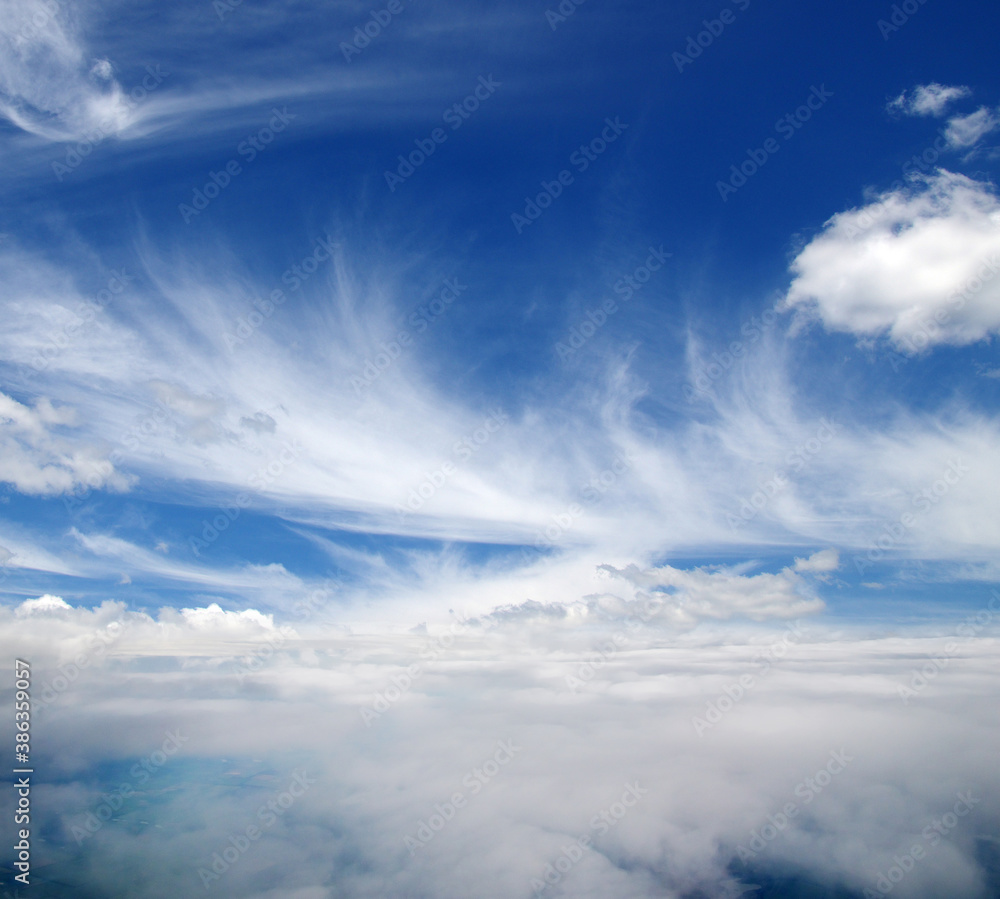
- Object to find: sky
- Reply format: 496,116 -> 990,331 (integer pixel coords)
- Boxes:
1,0 -> 1000,896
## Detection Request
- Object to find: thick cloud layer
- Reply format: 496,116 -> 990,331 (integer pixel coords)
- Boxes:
3,593 -> 999,898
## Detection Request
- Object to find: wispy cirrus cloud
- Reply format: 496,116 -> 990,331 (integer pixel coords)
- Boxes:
0,0 -> 133,141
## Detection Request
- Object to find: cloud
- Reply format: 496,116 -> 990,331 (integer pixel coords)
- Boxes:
887,84 -> 997,151
170,601 -> 278,633
782,171 -> 1000,350
793,548 -> 839,572
0,391 -> 132,495
240,413 -> 277,434
0,0 -> 133,141
597,554 -> 829,626
945,106 -> 1000,149
2,596 -> 999,898
68,527 -> 305,595
889,83 -> 971,117
14,592 -> 72,616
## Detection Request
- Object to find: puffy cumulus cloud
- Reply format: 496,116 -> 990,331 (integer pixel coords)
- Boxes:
2,596 -> 999,898
173,602 -> 277,633
0,391 -> 132,495
782,171 -> 1000,351
595,551 -> 833,627
945,107 -> 1000,150
889,83 -> 971,118
794,548 -> 839,573
0,597 -> 306,698
0,0 -> 132,141
14,592 -> 72,616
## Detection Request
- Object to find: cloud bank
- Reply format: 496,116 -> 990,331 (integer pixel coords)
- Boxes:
2,593 -> 999,898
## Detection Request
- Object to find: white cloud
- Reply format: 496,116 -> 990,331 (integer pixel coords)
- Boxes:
0,0 -> 133,141
793,548 -> 839,572
2,223 -> 999,588
89,58 -> 114,81
597,557 -> 826,626
175,602 -> 276,633
945,106 -> 1000,149
783,171 -> 1000,350
68,527 -> 305,595
889,83 -> 971,117
2,598 -> 999,899
0,391 -> 132,495
15,593 -> 72,616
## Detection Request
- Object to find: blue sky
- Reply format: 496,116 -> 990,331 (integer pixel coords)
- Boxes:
1,0 -> 999,623
2,0 -> 1000,896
